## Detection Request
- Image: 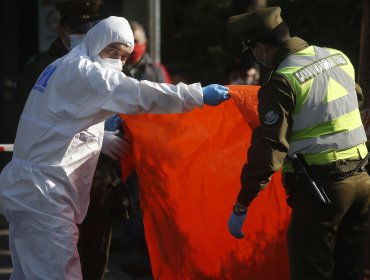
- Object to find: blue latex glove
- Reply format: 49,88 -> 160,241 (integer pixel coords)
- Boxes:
105,115 -> 123,131
202,84 -> 230,106
228,209 -> 247,239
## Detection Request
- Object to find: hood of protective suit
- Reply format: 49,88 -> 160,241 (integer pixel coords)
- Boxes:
68,16 -> 134,60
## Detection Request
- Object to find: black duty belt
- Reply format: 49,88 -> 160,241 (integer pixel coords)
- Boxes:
308,156 -> 369,181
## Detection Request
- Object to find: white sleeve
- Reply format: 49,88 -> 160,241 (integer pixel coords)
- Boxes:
87,64 -> 204,115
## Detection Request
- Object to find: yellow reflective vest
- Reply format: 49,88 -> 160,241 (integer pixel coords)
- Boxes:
277,46 -> 368,170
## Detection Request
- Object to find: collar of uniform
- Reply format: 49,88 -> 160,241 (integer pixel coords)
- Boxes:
48,37 -> 69,57
272,37 -> 309,68
140,52 -> 154,66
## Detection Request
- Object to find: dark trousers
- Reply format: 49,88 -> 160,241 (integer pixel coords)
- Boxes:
77,156 -> 116,280
121,172 -> 147,250
285,171 -> 370,280
78,207 -> 112,280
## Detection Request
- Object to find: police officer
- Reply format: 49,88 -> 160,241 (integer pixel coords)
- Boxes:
226,7 -> 370,280
17,0 -> 103,109
16,1 -> 128,279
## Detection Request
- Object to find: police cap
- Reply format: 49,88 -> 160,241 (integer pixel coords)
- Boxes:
227,6 -> 282,41
55,0 -> 103,23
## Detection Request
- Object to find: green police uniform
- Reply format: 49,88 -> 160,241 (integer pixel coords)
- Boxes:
17,38 -> 67,110
16,2 -> 129,280
228,7 -> 370,280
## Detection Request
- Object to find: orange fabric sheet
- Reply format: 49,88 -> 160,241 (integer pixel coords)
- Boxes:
121,85 -> 291,279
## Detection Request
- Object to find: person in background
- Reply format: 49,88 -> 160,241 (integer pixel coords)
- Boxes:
244,60 -> 261,85
15,1 -> 130,279
124,21 -> 171,83
18,0 -> 100,109
228,58 -> 260,85
116,20 -> 173,278
227,6 -> 370,280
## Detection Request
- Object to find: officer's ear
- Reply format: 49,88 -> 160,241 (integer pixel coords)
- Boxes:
260,42 -> 278,66
254,42 -> 263,50
253,42 -> 266,57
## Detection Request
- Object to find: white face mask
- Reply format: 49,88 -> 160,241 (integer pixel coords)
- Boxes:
94,55 -> 123,72
68,34 -> 85,50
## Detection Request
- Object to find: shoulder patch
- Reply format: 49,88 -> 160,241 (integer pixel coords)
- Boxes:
259,105 -> 283,127
263,110 -> 279,126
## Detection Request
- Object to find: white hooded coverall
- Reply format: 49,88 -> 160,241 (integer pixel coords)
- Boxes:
0,16 -> 203,280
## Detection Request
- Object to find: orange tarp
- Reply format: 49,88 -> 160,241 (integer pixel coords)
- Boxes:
121,85 -> 291,279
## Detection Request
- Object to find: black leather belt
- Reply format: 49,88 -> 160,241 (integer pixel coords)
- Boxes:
308,156 -> 369,181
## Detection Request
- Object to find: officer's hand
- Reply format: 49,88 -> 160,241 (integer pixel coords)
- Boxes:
105,115 -> 123,131
101,130 -> 130,160
228,207 -> 247,239
202,84 -> 230,106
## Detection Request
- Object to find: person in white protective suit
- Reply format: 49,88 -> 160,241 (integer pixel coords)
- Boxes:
0,16 -> 229,280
